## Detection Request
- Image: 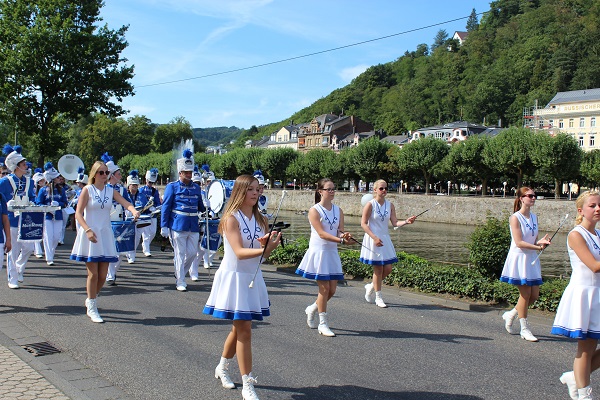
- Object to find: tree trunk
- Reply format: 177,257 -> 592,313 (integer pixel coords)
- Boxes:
555,178 -> 561,199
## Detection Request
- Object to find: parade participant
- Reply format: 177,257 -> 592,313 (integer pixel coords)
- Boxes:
160,150 -> 206,291
201,165 -> 217,269
32,168 -> 46,258
0,191 -> 11,271
253,170 -> 268,215
0,145 -> 36,289
203,174 -> 280,399
551,191 -> 600,400
71,161 -> 139,323
35,162 -> 67,265
296,178 -> 352,337
58,175 -> 72,245
360,180 -> 416,308
126,170 -> 151,263
139,168 -> 161,257
101,153 -> 133,285
188,167 -> 205,281
500,187 -> 551,342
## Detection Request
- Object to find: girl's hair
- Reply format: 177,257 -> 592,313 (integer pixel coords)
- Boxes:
575,191 -> 600,225
88,161 -> 107,185
218,175 -> 268,235
373,179 -> 387,193
513,186 -> 533,213
315,178 -> 334,203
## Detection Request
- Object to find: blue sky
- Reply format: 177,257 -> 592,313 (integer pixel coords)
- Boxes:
101,0 -> 492,130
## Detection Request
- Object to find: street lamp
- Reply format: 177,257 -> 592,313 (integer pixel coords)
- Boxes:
503,182 -> 507,198
400,180 -> 403,195
447,181 -> 451,196
293,178 -> 296,190
569,182 -> 573,201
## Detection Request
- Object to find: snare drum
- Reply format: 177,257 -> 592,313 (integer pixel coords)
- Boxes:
111,220 -> 136,253
207,180 -> 235,214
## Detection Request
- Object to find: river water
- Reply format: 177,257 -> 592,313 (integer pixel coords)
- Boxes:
276,210 -> 571,277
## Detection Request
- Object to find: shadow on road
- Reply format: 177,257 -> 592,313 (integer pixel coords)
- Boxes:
331,327 -> 492,343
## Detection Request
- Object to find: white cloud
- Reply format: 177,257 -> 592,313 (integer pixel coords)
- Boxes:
339,65 -> 368,83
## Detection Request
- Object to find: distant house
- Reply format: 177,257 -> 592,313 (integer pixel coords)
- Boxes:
298,113 -> 339,151
381,134 -> 410,147
245,136 -> 270,148
267,124 -> 301,150
452,31 -> 469,46
410,121 -> 489,143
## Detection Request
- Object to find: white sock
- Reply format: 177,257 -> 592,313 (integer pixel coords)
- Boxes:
519,318 -> 528,330
375,291 -> 383,300
318,312 -> 327,325
507,307 -> 518,318
219,356 -> 231,367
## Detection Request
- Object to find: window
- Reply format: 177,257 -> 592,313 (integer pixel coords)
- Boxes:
580,117 -> 585,128
549,119 -> 554,128
569,119 -> 574,128
559,119 -> 564,128
592,117 -> 596,128
579,136 -> 584,147
591,136 -> 596,147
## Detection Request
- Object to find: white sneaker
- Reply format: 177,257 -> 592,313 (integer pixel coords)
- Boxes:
8,283 -> 19,289
144,252 -> 152,257
364,283 -> 375,303
305,305 -> 318,329
47,261 -> 54,265
318,323 -> 336,337
35,254 -> 43,258
214,363 -> 235,389
127,258 -> 134,264
520,328 -> 538,342
191,276 -> 199,282
559,371 -> 579,400
176,285 -> 187,292
203,263 -> 210,269
242,374 -> 259,400
85,299 -> 104,323
502,311 -> 518,334
375,297 -> 388,308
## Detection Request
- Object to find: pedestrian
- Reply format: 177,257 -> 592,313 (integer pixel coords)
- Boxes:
126,170 -> 151,264
360,179 -> 416,308
551,191 -> 600,400
188,166 -> 205,281
32,168 -> 46,258
70,161 -> 139,323
500,186 -> 551,342
138,168 -> 162,257
160,149 -> 206,291
203,174 -> 280,400
296,178 -> 352,337
35,162 -> 67,265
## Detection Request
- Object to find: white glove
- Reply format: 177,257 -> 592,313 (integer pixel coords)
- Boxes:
50,201 -> 59,207
160,227 -> 170,238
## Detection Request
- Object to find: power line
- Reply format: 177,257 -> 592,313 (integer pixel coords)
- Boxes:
137,12 -> 484,89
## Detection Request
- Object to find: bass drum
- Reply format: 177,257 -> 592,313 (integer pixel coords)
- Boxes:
207,180 -> 235,214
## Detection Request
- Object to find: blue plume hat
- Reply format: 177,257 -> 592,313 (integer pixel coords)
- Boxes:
145,168 -> 159,182
177,149 -> 194,172
253,170 -> 265,185
127,169 -> 140,186
101,152 -> 119,174
3,144 -> 26,172
43,161 -> 60,181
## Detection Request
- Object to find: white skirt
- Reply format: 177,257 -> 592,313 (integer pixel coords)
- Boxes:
296,247 -> 344,281
552,284 -> 600,339
70,225 -> 118,263
359,233 -> 398,265
499,248 -> 542,286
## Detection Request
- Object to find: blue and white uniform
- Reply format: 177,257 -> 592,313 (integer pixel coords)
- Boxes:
0,174 -> 36,287
36,185 -> 67,263
359,198 -> 398,266
138,184 -> 161,256
106,183 -> 132,282
552,226 -> 600,339
127,189 -> 151,262
161,179 -> 206,289
500,212 -> 543,286
296,204 -> 344,281
0,193 -> 9,267
203,211 -> 269,320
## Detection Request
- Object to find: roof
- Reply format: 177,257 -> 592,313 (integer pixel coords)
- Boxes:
415,121 -> 488,132
547,88 -> 600,105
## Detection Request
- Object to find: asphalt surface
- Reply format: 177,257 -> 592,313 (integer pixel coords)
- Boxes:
0,230 -> 578,399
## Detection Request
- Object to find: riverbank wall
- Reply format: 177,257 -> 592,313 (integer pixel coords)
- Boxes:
266,189 -> 573,232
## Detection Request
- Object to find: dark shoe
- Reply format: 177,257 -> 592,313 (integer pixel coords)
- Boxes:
106,279 -> 116,286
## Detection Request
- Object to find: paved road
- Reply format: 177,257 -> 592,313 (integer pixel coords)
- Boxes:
0,231 -> 577,399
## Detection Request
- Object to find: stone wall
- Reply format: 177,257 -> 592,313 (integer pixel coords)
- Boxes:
266,189 -> 574,232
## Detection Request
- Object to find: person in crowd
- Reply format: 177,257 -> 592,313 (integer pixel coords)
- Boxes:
70,161 -> 139,323
102,153 -> 133,285
32,168 -> 46,258
201,166 -> 217,269
138,168 -> 162,257
35,162 -> 67,265
500,186 -> 551,342
188,167 -> 205,281
58,174 -> 73,244
160,150 -> 205,291
0,145 -> 36,289
253,170 -> 268,215
0,191 -> 11,273
296,178 -> 352,337
203,174 -> 280,400
552,191 -> 600,400
126,170 -> 151,264
360,179 -> 416,308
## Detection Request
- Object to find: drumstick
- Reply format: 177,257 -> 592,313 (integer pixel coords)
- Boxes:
393,201 -> 439,230
337,229 -> 380,257
250,190 -> 286,288
531,213 -> 569,265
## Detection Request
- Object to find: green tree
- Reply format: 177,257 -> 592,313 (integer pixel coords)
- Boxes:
152,116 -> 194,153
466,8 -> 479,32
79,114 -> 128,167
581,150 -> 600,187
484,127 -> 535,188
260,148 -> 298,184
431,29 -> 449,51
394,137 -> 449,194
0,0 -> 134,165
353,137 -> 392,186
126,115 -> 155,155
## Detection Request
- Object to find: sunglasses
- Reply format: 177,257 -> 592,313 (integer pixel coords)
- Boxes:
522,194 -> 536,199
1,172 -> 8,176
378,187 -> 388,191
97,170 -> 109,176
322,188 -> 335,193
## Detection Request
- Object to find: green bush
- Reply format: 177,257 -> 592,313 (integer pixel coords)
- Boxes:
268,236 -> 309,265
465,215 -> 511,279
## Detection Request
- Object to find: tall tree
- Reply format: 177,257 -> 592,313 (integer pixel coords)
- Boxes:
483,127 -> 535,188
394,137 -> 449,194
466,8 -> 479,32
431,29 -> 449,51
152,116 -> 194,153
0,0 -> 134,165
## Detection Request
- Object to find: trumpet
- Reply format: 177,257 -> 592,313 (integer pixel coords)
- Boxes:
138,197 -> 154,214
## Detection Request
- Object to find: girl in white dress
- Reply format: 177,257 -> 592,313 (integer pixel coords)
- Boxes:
70,161 -> 139,323
360,180 -> 416,308
552,191 -> 600,400
203,175 -> 280,400
499,187 -> 550,342
296,178 -> 352,337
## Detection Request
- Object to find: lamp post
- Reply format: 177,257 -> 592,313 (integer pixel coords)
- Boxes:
400,180 -> 403,195
503,182 -> 507,198
447,181 -> 451,196
569,182 -> 573,201
293,178 -> 296,190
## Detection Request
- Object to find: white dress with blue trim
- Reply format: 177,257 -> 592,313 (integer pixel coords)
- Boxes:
70,185 -> 118,263
552,226 -> 600,340
203,211 -> 270,321
359,199 -> 398,266
499,212 -> 543,286
295,204 -> 344,281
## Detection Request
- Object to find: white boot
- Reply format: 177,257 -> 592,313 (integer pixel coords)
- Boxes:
242,373 -> 259,400
579,386 -> 594,400
214,357 -> 235,389
559,371 -> 579,400
375,291 -> 387,308
519,318 -> 538,342
305,303 -> 318,329
364,283 -> 375,303
85,298 -> 104,323
502,309 -> 518,334
317,312 -> 335,337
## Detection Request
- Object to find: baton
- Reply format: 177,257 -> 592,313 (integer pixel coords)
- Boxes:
394,202 -> 439,230
531,213 -> 569,265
